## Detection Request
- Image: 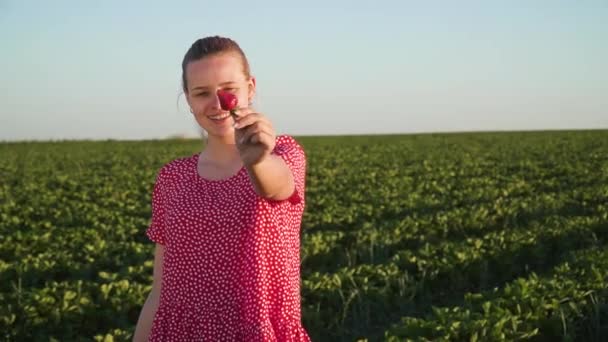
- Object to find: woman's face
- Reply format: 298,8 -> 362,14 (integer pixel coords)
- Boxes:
185,53 -> 255,139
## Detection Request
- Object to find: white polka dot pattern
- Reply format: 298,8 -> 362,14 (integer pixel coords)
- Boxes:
145,135 -> 311,341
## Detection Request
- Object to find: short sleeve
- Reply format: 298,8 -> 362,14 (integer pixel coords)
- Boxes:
269,135 -> 306,205
145,166 -> 169,245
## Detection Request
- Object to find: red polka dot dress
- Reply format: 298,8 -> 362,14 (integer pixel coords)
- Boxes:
145,135 -> 311,341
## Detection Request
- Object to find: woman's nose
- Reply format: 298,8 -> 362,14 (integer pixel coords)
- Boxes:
211,92 -> 221,108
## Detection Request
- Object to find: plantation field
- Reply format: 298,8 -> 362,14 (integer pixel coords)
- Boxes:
1,130 -> 607,341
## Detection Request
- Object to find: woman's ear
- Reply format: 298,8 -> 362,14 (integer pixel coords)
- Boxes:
184,91 -> 193,112
248,76 -> 256,104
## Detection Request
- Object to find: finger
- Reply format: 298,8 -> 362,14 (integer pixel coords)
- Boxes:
234,127 -> 244,144
252,131 -> 275,146
234,112 -> 270,129
231,106 -> 255,120
239,122 -> 271,143
242,127 -> 274,146
232,106 -> 253,118
239,125 -> 261,144
234,112 -> 259,129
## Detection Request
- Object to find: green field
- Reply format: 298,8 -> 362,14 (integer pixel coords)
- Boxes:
1,130 -> 607,341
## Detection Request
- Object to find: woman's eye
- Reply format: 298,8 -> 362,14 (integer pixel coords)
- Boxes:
197,92 -> 209,97
225,88 -> 237,93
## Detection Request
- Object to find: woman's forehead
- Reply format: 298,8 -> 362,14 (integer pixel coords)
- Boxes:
186,54 -> 243,79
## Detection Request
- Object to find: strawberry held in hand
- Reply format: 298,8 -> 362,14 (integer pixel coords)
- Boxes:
217,90 -> 238,119
228,99 -> 277,166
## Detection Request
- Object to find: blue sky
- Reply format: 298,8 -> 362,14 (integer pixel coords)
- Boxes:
1,0 -> 606,141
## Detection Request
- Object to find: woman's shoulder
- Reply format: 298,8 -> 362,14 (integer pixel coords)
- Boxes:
155,153 -> 197,181
273,134 -> 304,154
275,134 -> 299,144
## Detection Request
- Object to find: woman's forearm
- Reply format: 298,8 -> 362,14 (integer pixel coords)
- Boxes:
245,154 -> 295,200
132,291 -> 160,342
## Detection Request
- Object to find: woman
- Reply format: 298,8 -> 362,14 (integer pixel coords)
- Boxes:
133,35 -> 310,341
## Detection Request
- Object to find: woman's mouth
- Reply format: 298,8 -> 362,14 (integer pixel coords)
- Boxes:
208,113 -> 231,123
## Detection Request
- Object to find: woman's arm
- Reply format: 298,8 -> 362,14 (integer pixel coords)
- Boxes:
133,243 -> 165,342
245,154 -> 295,201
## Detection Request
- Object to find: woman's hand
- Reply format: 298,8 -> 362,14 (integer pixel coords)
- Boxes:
233,108 -> 276,166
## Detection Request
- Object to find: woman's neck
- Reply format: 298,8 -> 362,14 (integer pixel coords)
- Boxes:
201,135 -> 240,165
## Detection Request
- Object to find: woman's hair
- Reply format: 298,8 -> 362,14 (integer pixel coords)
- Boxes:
181,36 -> 251,93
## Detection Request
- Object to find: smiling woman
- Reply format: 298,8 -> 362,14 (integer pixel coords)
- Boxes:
132,36 -> 310,342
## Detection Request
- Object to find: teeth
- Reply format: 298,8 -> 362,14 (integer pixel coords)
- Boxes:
209,113 -> 230,120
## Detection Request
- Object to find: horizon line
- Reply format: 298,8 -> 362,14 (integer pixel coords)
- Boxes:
1,127 -> 606,144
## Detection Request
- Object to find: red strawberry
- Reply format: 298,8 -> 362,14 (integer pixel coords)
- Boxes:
217,90 -> 238,112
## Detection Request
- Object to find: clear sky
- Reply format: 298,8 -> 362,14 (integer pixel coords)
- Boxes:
1,0 -> 606,141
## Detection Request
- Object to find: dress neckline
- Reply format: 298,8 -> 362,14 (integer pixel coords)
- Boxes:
192,153 -> 246,184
